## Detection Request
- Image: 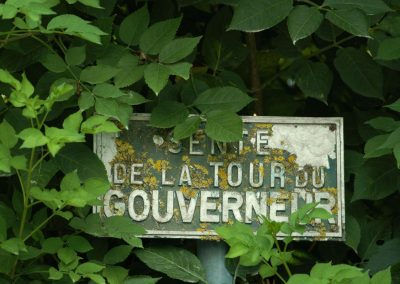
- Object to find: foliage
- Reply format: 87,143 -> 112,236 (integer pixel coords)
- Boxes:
0,0 -> 398,283
217,204 -> 391,283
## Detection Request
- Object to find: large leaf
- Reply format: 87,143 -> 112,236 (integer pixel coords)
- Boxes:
366,239 -> 400,274
296,61 -> 333,102
323,0 -> 392,15
205,110 -> 243,142
47,14 -> 107,44
345,215 -> 361,252
134,246 -> 207,283
173,116 -> 202,140
287,6 -> 323,44
325,8 -> 370,38
119,5 -> 149,46
103,245 -> 132,265
80,65 -> 120,84
95,98 -> 132,126
376,37 -> 400,61
159,37 -> 202,64
54,143 -> 108,182
229,0 -> 293,32
334,47 -> 383,99
144,63 -> 170,95
352,158 -> 399,201
150,101 -> 189,128
139,17 -> 182,55
193,87 -> 253,113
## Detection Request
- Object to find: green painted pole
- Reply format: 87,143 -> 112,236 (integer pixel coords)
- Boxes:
197,241 -> 233,284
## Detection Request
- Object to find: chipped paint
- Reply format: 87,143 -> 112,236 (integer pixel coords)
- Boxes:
94,114 -> 345,241
268,125 -> 336,169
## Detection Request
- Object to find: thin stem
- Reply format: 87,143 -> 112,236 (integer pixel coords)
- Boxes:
27,200 -> 42,209
275,271 -> 287,284
212,43 -> 222,76
274,239 -> 292,278
233,259 -> 240,284
23,209 -> 61,242
246,32 -> 263,115
31,151 -> 50,171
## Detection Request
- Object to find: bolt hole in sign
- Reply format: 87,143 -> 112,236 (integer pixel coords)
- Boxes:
94,114 -> 344,240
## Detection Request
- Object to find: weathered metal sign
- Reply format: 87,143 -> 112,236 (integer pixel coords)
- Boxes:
94,114 -> 344,240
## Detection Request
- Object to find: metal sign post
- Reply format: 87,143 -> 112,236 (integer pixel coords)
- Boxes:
94,114 -> 344,281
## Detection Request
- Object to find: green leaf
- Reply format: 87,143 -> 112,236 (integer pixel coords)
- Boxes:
259,264 -> 277,279
352,158 -> 399,201
334,47 -> 383,99
0,69 -> 21,89
159,36 -> 202,64
66,236 -> 93,253
0,145 -> 12,173
173,116 -> 201,140
0,238 -> 26,255
49,267 -> 63,280
114,54 -> 143,88
80,65 -> 120,84
103,266 -> 129,284
81,115 -> 120,134
114,65 -> 145,88
17,128 -> 48,148
65,45 -> 86,66
47,14 -> 107,44
296,61 -> 332,102
167,62 -> 193,80
376,37 -> 400,61
139,16 -> 182,55
345,215 -> 361,252
0,120 -> 18,148
55,143 -> 108,182
103,245 -> 132,265
42,237 -> 64,254
366,238 -> 400,274
144,63 -> 170,95
380,127 -> 400,149
229,0 -> 293,32
87,274 -> 106,284
76,262 -> 105,274
150,101 -> 189,128
205,111 -> 243,142
364,134 -> 392,158
63,111 -> 83,132
287,274 -> 320,284
325,9 -> 370,38
45,127 -> 85,156
78,0 -> 103,8
394,144 -> 400,168
194,87 -> 253,113
93,83 -> 125,98
371,267 -> 392,284
79,92 -> 95,110
307,208 -> 333,219
135,246 -> 207,283
366,117 -> 400,132
323,0 -> 392,15
0,215 -> 6,242
117,91 -> 148,106
225,243 -> 249,258
287,6 -> 323,44
95,98 -> 131,126
124,275 -> 161,284
119,5 -> 149,46
386,99 -> 400,112
10,155 -> 26,170
38,51 -> 67,73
